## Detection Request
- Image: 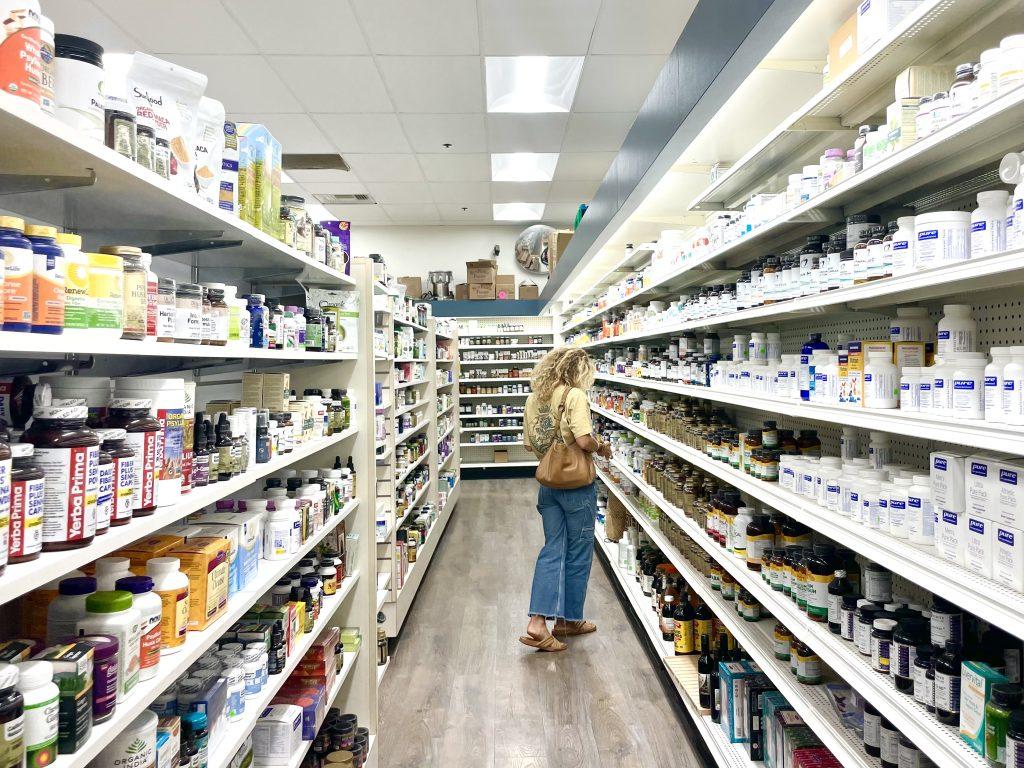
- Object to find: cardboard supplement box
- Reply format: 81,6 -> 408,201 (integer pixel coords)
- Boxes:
170,537 -> 230,630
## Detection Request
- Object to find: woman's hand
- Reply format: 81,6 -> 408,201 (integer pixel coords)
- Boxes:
597,441 -> 612,459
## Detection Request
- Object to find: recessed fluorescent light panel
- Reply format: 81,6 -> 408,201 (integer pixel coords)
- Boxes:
485,56 -> 584,113
491,153 -> 559,182
493,202 -> 545,221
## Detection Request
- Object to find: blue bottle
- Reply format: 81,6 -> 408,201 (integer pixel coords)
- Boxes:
27,227 -> 64,334
800,333 -> 829,401
247,293 -> 268,348
0,217 -> 33,333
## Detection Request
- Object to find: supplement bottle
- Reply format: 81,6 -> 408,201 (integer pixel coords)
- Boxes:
182,710 -> 209,768
879,718 -> 900,768
23,403 -> 98,551
93,435 -> 113,535
113,378 -> 184,507
105,398 -> 161,515
146,557 -> 189,654
972,190 -> 1010,258
87,250 -> 124,338
934,640 -> 963,726
98,428 -> 134,526
174,282 -> 202,344
77,590 -> 141,701
17,661 -> 58,768
0,664 -> 23,768
987,347 -> 1013,423
156,277 -> 175,342
100,246 -> 146,340
73,634 -> 117,724
94,557 -> 131,590
1003,348 -> 1024,425
931,597 -> 964,648
892,616 -> 927,693
45,576 -> 96,644
986,684 -> 1022,765
204,283 -> 228,346
8,443 -> 44,563
827,570 -> 853,634
95,710 -> 156,768
1006,709 -> 1024,768
114,576 -> 161,682
913,644 -> 935,710
871,617 -> 896,674
1,218 -> 33,333
59,233 -> 89,334
26,225 -> 63,335
864,349 -> 898,408
937,304 -> 977,356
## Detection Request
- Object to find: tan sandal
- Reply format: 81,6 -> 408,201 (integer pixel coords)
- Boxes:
552,620 -> 597,636
519,633 -> 567,652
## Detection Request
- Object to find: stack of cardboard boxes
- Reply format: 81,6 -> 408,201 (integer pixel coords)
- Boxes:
465,259 -> 497,300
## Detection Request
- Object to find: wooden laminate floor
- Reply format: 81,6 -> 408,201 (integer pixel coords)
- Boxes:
378,478 -> 706,768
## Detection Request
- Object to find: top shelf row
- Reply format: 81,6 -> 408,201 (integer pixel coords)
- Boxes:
0,91 -> 353,286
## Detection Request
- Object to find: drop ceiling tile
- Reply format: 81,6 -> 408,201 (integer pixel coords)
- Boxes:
591,0 -> 698,54
543,203 -> 582,224
228,113 -> 335,153
313,114 -> 411,154
418,154 -> 490,182
41,0 -> 143,51
330,205 -> 392,224
428,182 -> 492,204
287,169 -> 361,184
491,182 -> 550,203
363,182 -> 434,205
562,113 -> 636,152
478,0 -> 601,55
267,56 -> 393,113
553,152 -> 617,181
548,179 -> 600,203
573,55 -> 666,113
92,0 -> 257,54
399,115 -> 487,154
162,55 -> 301,113
486,114 -> 568,153
223,0 -> 369,55
381,204 -> 442,223
376,57 -> 484,114
344,155 -> 424,183
350,0 -> 479,55
438,204 -> 494,223
298,181 -> 369,196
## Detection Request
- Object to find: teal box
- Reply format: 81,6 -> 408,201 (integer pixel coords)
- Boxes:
960,660 -> 1008,755
760,691 -> 793,768
719,661 -> 758,743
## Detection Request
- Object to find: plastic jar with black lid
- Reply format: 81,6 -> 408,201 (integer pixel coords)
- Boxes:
24,403 -> 99,551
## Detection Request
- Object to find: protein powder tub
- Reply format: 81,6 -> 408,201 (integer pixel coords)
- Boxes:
97,429 -> 135,527
23,403 -> 98,551
9,443 -> 43,562
104,399 -> 161,515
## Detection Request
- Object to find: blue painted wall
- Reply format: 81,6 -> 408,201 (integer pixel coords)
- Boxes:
429,300 -> 545,317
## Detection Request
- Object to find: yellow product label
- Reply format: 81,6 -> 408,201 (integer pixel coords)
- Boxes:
674,619 -> 694,655
695,618 -> 713,646
86,253 -> 123,331
806,572 -> 832,619
64,256 -> 90,330
156,586 -> 189,648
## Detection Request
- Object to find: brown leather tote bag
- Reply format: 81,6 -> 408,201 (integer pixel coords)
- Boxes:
535,387 -> 596,490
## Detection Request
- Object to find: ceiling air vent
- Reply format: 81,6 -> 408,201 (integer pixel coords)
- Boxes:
282,153 -> 350,172
314,193 -> 376,206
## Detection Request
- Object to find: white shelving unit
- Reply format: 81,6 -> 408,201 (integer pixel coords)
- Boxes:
545,2 -> 1024,765
456,315 -> 555,470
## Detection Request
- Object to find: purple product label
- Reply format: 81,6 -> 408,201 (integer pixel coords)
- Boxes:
943,510 -> 959,524
1007,381 -> 1017,392
986,376 -> 999,386
890,326 -> 901,334
970,518 -> 986,534
938,330 -> 950,339
1000,528 -> 1016,546
953,379 -> 975,390
972,221 -> 987,232
918,230 -> 939,241
900,383 -> 910,391
972,462 -> 988,477
921,382 -> 931,391
1016,200 -> 1023,212
934,457 -> 948,470
1001,468 -> 1018,485
893,241 -> 909,250
865,373 -> 873,382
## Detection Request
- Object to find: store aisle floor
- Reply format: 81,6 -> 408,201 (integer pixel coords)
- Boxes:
378,478 -> 705,768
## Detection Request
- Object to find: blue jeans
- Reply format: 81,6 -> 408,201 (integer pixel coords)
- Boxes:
528,482 -> 598,622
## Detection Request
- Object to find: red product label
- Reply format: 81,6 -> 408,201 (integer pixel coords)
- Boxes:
10,476 -> 43,558
67,445 -> 89,541
146,276 -> 157,337
139,621 -> 161,672
0,24 -> 41,105
126,429 -> 161,510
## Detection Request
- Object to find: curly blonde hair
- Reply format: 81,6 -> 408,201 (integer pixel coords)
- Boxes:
530,346 -> 595,404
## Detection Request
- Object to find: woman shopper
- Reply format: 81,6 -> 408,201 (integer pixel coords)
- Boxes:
521,347 -> 611,652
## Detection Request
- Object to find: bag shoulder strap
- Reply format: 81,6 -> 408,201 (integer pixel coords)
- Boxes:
553,386 -> 573,445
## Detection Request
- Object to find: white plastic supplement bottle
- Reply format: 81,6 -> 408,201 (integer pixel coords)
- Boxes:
263,506 -> 294,561
887,477 -> 913,539
891,217 -> 915,275
114,575 -> 163,682
77,590 -> 142,701
95,710 -> 157,768
937,305 -> 977,357
146,557 -> 189,654
971,190 -> 1010,258
864,350 -> 898,409
868,432 -> 891,470
950,352 -> 990,421
899,367 -> 922,412
94,556 -> 132,590
274,497 -> 301,553
45,576 -> 96,644
18,661 -> 59,768
986,347 -> 1013,423
907,475 -> 935,546
890,306 -> 934,343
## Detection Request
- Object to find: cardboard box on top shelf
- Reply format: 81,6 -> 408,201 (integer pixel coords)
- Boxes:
495,275 -> 515,300
468,283 -> 495,300
398,277 -> 423,299
894,64 -> 954,100
455,283 -> 469,300
518,282 -> 539,300
467,259 -> 497,284
547,230 -> 573,275
858,0 -> 924,57
493,449 -> 509,463
827,14 -> 858,82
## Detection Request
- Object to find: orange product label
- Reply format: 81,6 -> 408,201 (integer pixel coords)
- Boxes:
139,620 -> 161,671
156,586 -> 189,648
2,244 -> 32,326
32,251 -> 64,328
0,23 -> 41,105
